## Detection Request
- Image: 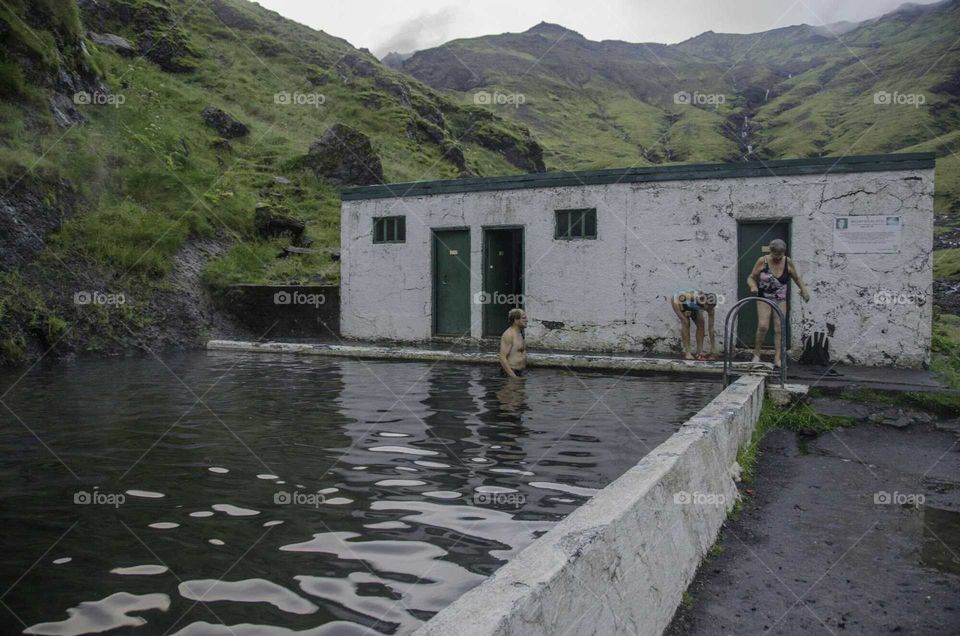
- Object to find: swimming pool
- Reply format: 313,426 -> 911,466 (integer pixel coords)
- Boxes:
0,353 -> 718,634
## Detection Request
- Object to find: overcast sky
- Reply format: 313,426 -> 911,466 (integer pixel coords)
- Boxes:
255,0 -> 942,57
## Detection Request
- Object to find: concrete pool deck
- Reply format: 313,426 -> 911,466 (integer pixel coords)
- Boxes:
206,339 -> 771,377
206,340 -> 949,393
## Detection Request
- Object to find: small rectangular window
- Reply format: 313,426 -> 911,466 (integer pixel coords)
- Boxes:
373,216 -> 405,243
555,208 -> 597,240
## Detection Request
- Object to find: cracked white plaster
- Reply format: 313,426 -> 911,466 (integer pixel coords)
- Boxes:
341,167 -> 934,366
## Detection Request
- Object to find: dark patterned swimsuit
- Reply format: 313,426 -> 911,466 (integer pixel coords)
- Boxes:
758,256 -> 790,302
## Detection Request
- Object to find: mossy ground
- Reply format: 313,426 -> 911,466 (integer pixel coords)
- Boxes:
935,249 -> 960,280
736,401 -> 859,484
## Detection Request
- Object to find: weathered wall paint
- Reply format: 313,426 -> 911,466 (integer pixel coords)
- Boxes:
341,169 -> 934,367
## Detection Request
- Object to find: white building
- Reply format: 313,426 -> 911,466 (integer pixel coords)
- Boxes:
340,153 -> 934,367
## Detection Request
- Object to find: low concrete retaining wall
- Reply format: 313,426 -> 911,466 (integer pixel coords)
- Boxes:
415,374 -> 766,636
220,285 -> 339,338
205,340 -> 772,377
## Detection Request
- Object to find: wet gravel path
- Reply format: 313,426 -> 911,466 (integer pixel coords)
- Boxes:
668,418 -> 960,635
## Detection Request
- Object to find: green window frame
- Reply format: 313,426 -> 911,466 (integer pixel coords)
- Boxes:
555,208 -> 597,240
373,216 -> 406,243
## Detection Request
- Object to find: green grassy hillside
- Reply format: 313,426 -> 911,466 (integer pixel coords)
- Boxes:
398,3 -> 960,219
0,0 -> 544,363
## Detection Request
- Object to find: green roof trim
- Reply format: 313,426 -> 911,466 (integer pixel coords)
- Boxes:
341,152 -> 935,201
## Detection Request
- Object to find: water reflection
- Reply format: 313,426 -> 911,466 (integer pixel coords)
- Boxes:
0,353 -> 716,635
921,505 -> 960,576
494,376 -> 529,422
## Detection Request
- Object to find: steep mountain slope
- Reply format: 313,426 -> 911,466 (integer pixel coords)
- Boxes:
396,2 -> 960,218
0,0 -> 545,363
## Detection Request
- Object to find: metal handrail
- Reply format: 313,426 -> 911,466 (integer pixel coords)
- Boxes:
722,297 -> 787,387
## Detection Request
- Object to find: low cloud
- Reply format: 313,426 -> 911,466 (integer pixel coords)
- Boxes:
374,6 -> 461,57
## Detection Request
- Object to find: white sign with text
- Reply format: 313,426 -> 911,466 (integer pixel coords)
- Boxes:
833,215 -> 902,253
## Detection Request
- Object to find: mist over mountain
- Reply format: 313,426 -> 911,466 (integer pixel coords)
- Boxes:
393,2 -> 960,220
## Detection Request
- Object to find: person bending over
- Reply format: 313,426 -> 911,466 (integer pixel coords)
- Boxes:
670,290 -> 718,360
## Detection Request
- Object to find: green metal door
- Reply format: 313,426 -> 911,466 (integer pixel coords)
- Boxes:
483,228 -> 524,337
736,221 -> 791,347
433,229 -> 471,336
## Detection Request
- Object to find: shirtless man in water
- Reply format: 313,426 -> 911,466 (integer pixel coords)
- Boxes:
499,308 -> 527,378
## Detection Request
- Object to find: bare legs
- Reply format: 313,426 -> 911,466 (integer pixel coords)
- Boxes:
694,311 -> 706,357
681,316 -> 693,359
681,312 -> 706,360
753,301 -> 787,366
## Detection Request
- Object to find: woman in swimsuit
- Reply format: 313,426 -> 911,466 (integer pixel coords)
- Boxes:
746,239 -> 811,369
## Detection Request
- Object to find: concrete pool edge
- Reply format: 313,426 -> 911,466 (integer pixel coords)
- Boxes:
414,374 -> 766,636
205,340 -> 772,376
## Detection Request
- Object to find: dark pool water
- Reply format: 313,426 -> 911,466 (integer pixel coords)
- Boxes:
0,353 -> 717,635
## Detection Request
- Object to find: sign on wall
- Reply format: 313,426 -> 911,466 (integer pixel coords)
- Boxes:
833,215 -> 902,253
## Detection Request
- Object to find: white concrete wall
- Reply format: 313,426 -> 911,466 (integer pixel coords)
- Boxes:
340,168 -> 934,366
414,374 -> 767,636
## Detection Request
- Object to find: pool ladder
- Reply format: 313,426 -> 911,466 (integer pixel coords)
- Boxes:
722,297 -> 787,388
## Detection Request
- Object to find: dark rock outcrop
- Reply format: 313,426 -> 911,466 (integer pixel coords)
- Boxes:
2,2 -> 104,126
0,178 -> 77,272
407,118 -> 445,145
441,141 -> 470,177
335,53 -> 379,80
254,203 -> 305,241
399,48 -> 485,92
87,31 -> 134,56
207,0 -> 258,30
137,30 -> 197,72
463,121 -> 546,173
934,279 -> 960,315
201,106 -> 249,138
381,51 -> 412,70
79,0 -> 198,72
305,124 -> 384,186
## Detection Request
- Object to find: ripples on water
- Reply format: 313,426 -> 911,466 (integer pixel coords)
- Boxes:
0,353 -> 717,635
